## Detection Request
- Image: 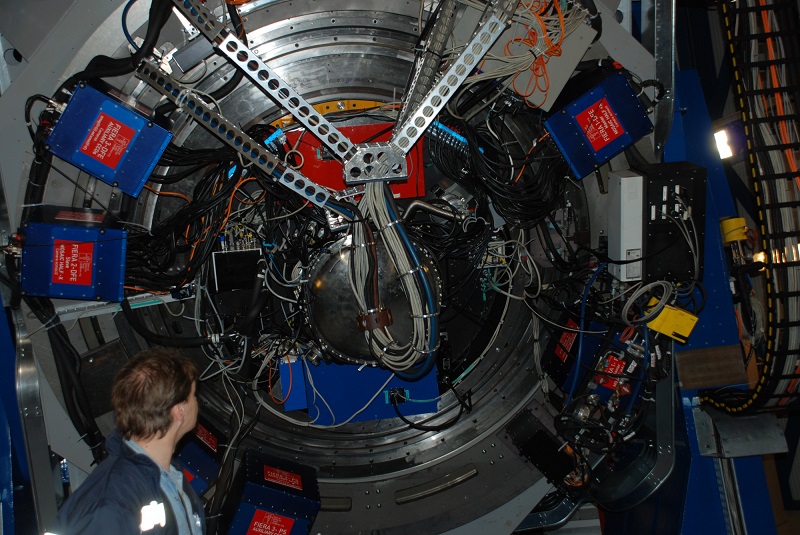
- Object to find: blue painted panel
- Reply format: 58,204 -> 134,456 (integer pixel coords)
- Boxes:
1,294 -> 24,534
545,71 -> 653,179
735,455 -> 778,535
20,222 -> 127,302
669,70 -> 776,535
302,361 -> 439,426
45,83 -> 172,198
667,70 -> 738,351
680,399 -> 729,534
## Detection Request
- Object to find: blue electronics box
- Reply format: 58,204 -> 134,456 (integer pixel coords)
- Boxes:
545,72 -> 653,179
281,360 -> 440,426
176,440 -> 220,497
21,214 -> 127,302
224,449 -> 320,535
46,83 -> 172,197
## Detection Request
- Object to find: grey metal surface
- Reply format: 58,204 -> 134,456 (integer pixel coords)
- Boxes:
54,290 -> 185,322
0,33 -> 29,95
535,23 -> 597,112
652,0 -> 675,159
716,457 -> 748,535
215,32 -> 357,161
695,407 -> 788,458
515,491 -> 587,531
0,0 -> 76,59
307,238 -> 439,363
442,478 -> 554,535
596,0 -> 655,83
13,307 -> 58,533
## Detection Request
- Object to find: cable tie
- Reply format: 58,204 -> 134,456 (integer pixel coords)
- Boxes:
377,219 -> 402,233
409,311 -> 440,319
413,339 -> 441,354
399,265 -> 423,278
344,241 -> 377,250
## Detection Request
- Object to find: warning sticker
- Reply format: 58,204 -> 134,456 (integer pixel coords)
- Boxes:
79,112 -> 135,169
195,423 -> 218,453
247,510 -> 295,535
594,354 -> 632,395
52,240 -> 94,286
264,465 -> 303,491
576,98 -> 625,152
554,318 -> 580,363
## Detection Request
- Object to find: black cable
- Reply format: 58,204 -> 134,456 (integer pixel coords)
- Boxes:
63,0 -> 173,89
156,3 -> 248,116
206,405 -> 262,535
389,385 -> 468,431
121,299 -> 211,347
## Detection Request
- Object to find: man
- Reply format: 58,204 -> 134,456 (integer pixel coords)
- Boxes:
57,347 -> 206,534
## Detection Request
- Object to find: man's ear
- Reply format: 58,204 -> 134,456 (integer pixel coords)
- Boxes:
170,403 -> 184,424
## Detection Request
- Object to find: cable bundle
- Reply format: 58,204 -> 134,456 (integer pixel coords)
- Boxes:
349,183 -> 439,378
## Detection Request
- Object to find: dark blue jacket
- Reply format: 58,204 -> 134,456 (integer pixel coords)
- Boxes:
57,430 -> 206,535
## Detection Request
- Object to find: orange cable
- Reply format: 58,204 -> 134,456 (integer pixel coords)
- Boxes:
143,184 -> 191,204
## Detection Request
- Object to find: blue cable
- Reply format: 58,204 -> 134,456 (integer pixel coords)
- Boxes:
324,201 -> 354,220
384,197 -> 438,381
566,263 -> 607,406
122,0 -> 140,51
263,128 -> 284,147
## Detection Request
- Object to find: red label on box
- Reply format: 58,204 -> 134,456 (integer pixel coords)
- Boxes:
195,423 -> 218,453
182,468 -> 195,483
594,354 -> 632,395
247,510 -> 295,535
264,465 -> 303,491
79,112 -> 135,169
54,210 -> 105,223
554,318 -> 580,363
576,98 -> 625,152
52,240 -> 94,286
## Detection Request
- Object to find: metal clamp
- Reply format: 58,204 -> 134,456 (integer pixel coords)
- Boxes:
344,143 -> 408,184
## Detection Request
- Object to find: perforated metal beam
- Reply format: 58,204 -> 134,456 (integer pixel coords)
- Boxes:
171,0 -> 357,162
394,0 -> 459,129
137,60 -> 331,207
390,15 -> 507,154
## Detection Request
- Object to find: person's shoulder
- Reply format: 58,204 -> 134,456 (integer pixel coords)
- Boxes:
57,454 -> 165,535
58,495 -> 141,535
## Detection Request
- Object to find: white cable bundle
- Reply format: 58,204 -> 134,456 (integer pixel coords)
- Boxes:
347,182 -> 436,371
